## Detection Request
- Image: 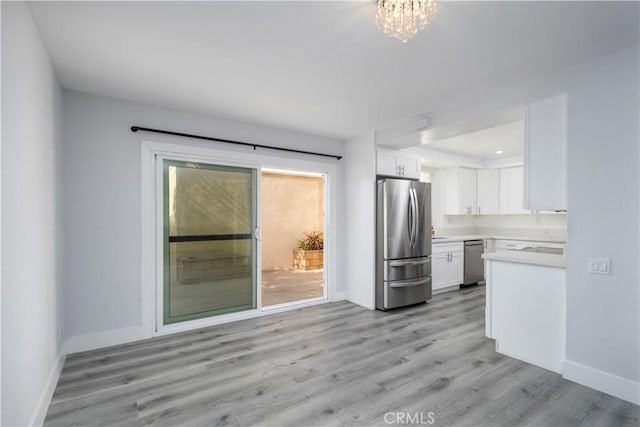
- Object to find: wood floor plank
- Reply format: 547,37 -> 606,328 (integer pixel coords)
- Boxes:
44,286 -> 639,426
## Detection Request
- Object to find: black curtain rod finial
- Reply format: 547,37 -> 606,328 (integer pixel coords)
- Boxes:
130,125 -> 342,160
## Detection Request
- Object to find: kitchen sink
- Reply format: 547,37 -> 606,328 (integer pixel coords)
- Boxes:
520,247 -> 563,255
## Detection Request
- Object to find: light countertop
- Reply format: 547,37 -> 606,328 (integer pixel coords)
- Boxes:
482,251 -> 566,268
432,235 -> 566,244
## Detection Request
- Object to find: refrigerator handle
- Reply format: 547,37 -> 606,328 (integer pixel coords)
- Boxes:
407,187 -> 415,248
411,187 -> 418,249
389,277 -> 431,288
389,258 -> 431,267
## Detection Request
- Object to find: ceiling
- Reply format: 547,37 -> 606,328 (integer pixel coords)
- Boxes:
423,120 -> 525,161
28,1 -> 640,141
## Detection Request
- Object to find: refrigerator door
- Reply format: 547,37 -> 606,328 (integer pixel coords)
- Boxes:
381,179 -> 414,260
381,180 -> 432,260
412,182 -> 432,258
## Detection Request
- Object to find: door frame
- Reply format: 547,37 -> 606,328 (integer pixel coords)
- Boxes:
141,139 -> 338,337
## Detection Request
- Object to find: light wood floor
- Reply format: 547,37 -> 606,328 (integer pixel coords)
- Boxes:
45,286 -> 638,426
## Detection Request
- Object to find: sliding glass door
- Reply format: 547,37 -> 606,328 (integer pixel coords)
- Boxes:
163,159 -> 257,324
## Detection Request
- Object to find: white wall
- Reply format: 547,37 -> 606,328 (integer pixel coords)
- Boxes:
345,133 -> 376,309
564,45 -> 639,403
62,90 -> 345,342
1,2 -> 65,425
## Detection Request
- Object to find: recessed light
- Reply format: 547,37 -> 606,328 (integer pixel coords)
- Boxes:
495,150 -> 504,154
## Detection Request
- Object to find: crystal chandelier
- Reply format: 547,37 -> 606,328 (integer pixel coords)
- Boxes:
375,0 -> 438,43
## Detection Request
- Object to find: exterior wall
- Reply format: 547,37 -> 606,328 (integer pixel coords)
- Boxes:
261,173 -> 324,270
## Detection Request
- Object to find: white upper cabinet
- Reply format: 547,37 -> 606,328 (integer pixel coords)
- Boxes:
476,169 -> 500,215
524,94 -> 567,211
437,167 -> 500,215
376,148 -> 421,179
499,166 -> 529,214
458,168 -> 478,215
439,168 -> 478,215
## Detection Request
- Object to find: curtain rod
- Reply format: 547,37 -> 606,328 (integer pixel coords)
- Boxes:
130,126 -> 343,160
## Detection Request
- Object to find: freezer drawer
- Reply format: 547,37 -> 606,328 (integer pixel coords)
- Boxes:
384,257 -> 431,281
381,276 -> 432,310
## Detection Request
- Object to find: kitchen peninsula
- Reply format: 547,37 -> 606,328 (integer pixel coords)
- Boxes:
483,250 -> 566,373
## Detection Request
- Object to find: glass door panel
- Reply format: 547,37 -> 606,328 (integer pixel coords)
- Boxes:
163,159 -> 256,324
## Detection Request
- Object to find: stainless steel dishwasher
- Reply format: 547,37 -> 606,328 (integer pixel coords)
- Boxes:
463,240 -> 484,286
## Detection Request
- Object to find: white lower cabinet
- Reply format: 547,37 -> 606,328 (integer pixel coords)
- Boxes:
485,258 -> 566,373
432,242 -> 464,291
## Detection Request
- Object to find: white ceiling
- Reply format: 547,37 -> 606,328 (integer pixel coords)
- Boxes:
424,120 -> 525,161
28,1 -> 640,140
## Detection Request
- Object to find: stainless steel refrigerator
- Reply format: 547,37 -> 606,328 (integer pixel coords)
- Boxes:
376,178 -> 432,310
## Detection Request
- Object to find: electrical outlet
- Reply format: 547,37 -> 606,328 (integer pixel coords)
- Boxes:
588,258 -> 610,275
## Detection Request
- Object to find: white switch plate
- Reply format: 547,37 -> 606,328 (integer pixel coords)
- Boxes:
588,258 -> 610,275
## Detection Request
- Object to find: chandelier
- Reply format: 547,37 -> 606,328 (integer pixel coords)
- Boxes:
375,0 -> 438,43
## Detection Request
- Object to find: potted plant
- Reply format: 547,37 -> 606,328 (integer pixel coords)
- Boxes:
293,231 -> 324,270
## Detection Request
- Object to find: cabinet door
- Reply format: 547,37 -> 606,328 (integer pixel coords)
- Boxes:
449,251 -> 464,286
524,94 -> 567,211
483,239 -> 495,253
440,169 -> 460,215
377,151 -> 398,177
477,169 -> 500,214
458,169 -> 477,215
397,157 -> 421,180
500,167 -> 528,214
431,253 -> 449,290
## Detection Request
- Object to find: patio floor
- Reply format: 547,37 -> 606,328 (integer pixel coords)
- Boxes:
261,269 -> 324,307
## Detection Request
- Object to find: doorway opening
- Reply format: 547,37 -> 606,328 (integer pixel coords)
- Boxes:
260,169 -> 326,307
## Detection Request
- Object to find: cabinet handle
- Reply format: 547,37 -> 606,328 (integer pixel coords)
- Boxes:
478,206 -> 481,215
467,206 -> 471,214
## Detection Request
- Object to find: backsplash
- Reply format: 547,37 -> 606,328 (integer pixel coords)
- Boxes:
436,214 -> 567,240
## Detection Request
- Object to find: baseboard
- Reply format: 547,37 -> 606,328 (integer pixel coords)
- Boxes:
28,351 -> 66,427
563,359 -> 640,405
63,325 -> 148,354
432,285 -> 460,295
